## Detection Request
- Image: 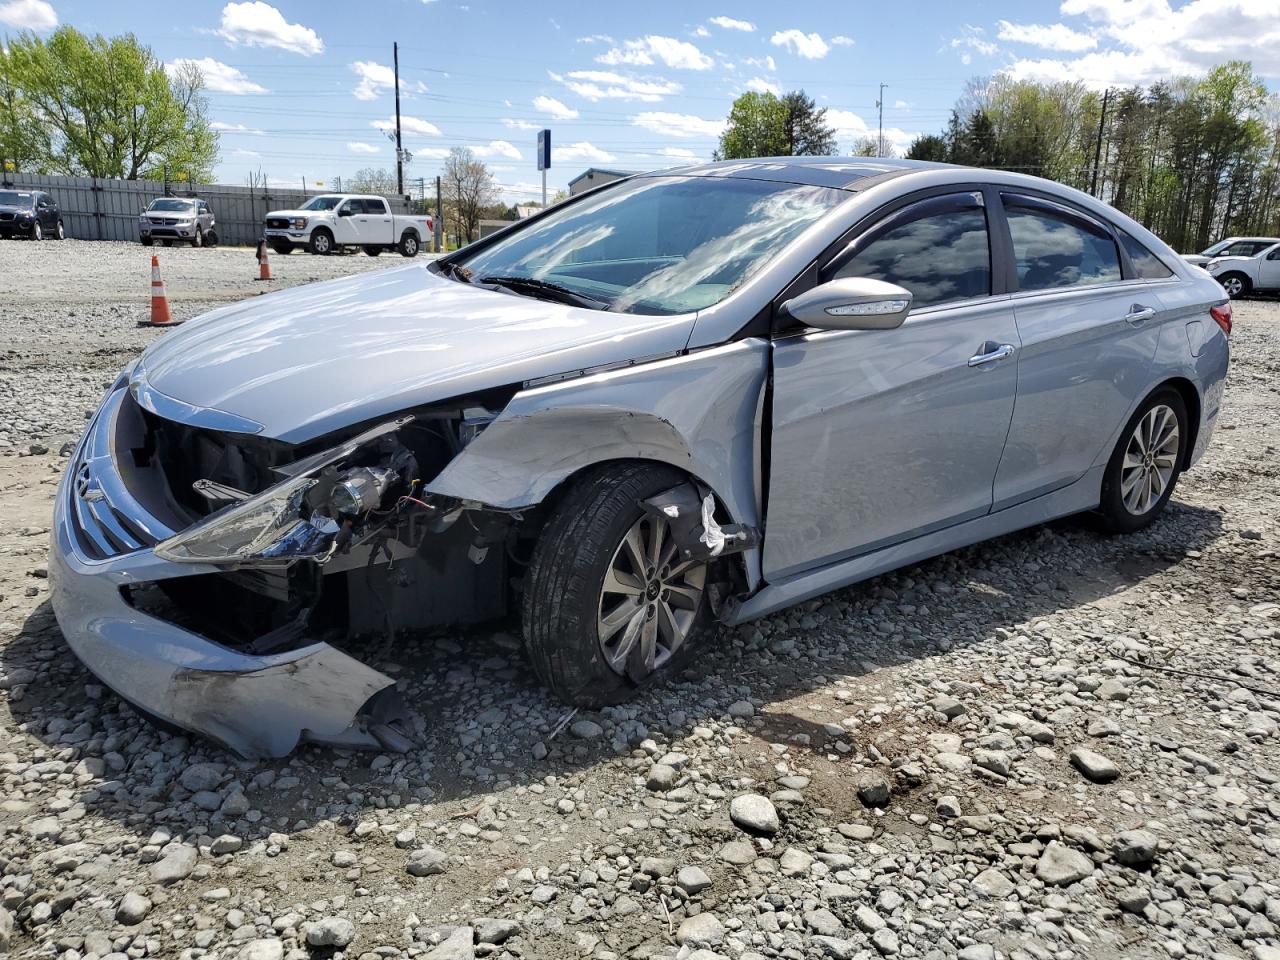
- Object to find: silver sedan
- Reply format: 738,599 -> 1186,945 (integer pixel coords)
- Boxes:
50,157 -> 1230,757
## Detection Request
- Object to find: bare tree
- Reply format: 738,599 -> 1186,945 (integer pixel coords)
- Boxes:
441,147 -> 498,244
346,167 -> 397,195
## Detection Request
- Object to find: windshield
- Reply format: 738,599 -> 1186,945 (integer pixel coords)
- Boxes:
148,198 -> 196,212
302,196 -> 343,211
454,176 -> 847,315
0,191 -> 33,207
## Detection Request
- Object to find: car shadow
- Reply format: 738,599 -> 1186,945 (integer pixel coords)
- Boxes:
3,499 -> 1224,845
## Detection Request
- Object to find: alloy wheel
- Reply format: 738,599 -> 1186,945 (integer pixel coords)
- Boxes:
32,222 -> 42,241
1121,403 -> 1180,515
1221,276 -> 1243,297
597,513 -> 706,678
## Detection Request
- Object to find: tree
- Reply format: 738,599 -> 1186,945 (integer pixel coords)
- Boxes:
1,26 -> 218,181
849,136 -> 880,157
780,90 -> 836,156
441,147 -> 498,244
0,45 -> 52,173
346,167 -> 397,195
715,91 -> 787,160
906,134 -> 948,161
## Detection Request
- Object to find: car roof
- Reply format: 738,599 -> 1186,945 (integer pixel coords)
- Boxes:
649,155 -> 949,190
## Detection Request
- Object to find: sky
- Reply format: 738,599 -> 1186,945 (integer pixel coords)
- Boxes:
1,0 -> 1278,204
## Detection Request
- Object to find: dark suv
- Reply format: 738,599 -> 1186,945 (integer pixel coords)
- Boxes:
0,189 -> 65,240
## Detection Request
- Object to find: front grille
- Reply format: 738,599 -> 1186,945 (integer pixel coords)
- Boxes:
68,458 -> 158,561
265,217 -> 290,229
0,212 -> 14,222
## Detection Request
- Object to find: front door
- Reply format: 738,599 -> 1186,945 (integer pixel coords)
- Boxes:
764,191 -> 1020,581
1259,245 -> 1280,291
333,199 -> 363,244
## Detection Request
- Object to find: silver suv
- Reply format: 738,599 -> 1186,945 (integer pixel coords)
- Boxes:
139,197 -> 216,247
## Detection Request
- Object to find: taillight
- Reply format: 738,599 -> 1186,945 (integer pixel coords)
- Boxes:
1210,303 -> 1232,337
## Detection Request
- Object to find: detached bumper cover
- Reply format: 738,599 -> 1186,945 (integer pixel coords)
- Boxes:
49,389 -> 402,758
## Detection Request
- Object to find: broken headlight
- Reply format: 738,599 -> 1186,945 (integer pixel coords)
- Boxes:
155,474 -> 322,563
329,466 -> 395,516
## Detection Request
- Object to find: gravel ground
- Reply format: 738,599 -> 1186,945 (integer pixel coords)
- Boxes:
0,240 -> 1278,960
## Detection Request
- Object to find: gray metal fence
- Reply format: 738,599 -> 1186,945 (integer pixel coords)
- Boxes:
0,173 -> 414,246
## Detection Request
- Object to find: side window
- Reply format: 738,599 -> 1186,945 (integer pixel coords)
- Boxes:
364,197 -> 387,214
1004,196 -> 1121,291
828,194 -> 991,309
1268,246 -> 1280,261
338,199 -> 360,215
1117,228 -> 1173,279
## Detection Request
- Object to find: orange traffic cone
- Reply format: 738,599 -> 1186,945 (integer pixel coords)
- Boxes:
256,239 -> 273,281
140,255 -> 181,327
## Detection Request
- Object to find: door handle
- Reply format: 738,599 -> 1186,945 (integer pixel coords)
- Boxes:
968,343 -> 1016,367
1125,304 -> 1156,324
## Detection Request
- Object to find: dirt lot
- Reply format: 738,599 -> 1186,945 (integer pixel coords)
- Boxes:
0,239 -> 1277,960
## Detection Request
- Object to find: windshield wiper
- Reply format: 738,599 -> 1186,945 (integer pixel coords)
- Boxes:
477,275 -> 609,310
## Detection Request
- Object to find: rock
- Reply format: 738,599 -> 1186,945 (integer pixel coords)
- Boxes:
857,773 -> 891,808
854,905 -> 886,933
237,940 -> 284,960
1070,747 -> 1120,783
780,847 -> 814,876
928,695 -> 966,718
677,865 -> 712,893
718,840 -> 757,864
936,795 -> 962,818
646,764 -> 677,791
0,908 -> 11,953
1036,840 -> 1095,886
115,892 -> 151,925
179,762 -> 224,792
959,946 -> 996,960
871,927 -> 900,955
530,884 -> 557,904
805,907 -> 844,936
814,937 -> 859,960
727,699 -> 755,717
640,856 -> 675,878
729,794 -> 779,835
305,917 -> 355,949
1113,829 -> 1159,866
332,850 -> 358,868
210,834 -> 243,855
971,868 -> 1015,898
1097,678 -> 1129,700
424,926 -> 474,960
569,719 -> 604,739
473,918 -> 519,944
150,844 -> 197,883
974,749 -> 1012,777
407,847 -> 449,876
676,912 -> 724,947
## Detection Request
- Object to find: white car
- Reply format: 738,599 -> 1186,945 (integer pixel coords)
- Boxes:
1183,236 -> 1279,267
1205,241 -> 1280,298
263,194 -> 433,257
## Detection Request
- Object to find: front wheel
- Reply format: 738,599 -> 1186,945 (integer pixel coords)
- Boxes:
1218,272 -> 1249,299
1097,388 -> 1188,534
31,222 -> 42,241
398,232 -> 420,257
191,228 -> 203,248
309,229 -> 334,255
55,220 -> 65,240
270,242 -> 294,256
140,236 -> 153,246
523,463 -> 713,707
363,245 -> 383,257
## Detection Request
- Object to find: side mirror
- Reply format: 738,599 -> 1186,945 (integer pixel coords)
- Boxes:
337,207 -> 353,217
780,277 -> 913,331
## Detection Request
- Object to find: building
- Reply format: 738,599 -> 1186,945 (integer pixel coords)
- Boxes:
568,167 -> 639,196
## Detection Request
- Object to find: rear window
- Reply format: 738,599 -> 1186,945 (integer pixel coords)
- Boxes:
364,197 -> 387,214
1117,228 -> 1173,279
1005,196 -> 1121,291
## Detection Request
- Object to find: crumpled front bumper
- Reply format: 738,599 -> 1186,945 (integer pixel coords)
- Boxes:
48,388 -> 403,758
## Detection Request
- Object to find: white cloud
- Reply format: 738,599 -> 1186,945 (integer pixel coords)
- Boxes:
211,121 -> 264,134
533,95 -> 579,120
996,20 -> 1098,52
347,142 -> 380,154
0,0 -> 56,30
576,33 -> 614,44
167,58 -> 266,95
504,118 -> 541,131
415,147 -> 451,160
746,76 -> 781,96
709,15 -> 755,32
694,25 -> 710,37
218,2 -> 323,56
826,108 -> 918,154
350,60 -> 396,100
632,111 -> 726,138
474,139 -> 523,160
371,116 -> 440,136
770,29 -> 830,59
232,148 -> 260,158
950,24 -> 998,64
554,70 -> 681,102
557,141 -> 616,163
660,146 -> 701,160
832,36 -> 855,46
742,54 -> 777,72
597,35 -> 713,70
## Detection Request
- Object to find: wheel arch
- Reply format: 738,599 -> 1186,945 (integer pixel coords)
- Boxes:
1156,375 -> 1202,470
399,226 -> 420,242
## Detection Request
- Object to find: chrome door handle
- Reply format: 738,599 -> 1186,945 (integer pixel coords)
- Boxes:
968,343 -> 1016,367
1125,304 -> 1156,324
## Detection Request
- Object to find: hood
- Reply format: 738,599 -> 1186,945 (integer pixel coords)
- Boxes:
1206,255 -> 1252,268
266,208 -> 317,219
137,264 -> 697,444
0,204 -> 32,214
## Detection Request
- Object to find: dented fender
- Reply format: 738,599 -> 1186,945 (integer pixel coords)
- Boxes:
426,339 -> 770,589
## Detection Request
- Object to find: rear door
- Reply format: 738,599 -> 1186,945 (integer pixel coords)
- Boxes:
991,192 -> 1162,509
764,190 -> 1020,580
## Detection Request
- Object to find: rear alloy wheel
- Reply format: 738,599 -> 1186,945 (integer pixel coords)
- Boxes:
398,232 -> 420,257
523,463 -> 713,707
1097,388 -> 1187,533
1218,272 -> 1249,299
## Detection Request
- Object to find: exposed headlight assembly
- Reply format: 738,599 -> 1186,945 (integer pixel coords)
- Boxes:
155,417 -> 415,565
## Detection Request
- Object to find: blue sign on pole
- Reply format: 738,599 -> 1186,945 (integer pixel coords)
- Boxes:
537,129 -> 551,171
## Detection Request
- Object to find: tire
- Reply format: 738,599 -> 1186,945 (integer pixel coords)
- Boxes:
270,242 -> 294,256
523,463 -> 714,708
1218,272 -> 1250,299
191,228 -> 203,248
398,231 -> 420,258
55,220 -> 65,240
1097,387 -> 1188,534
140,236 -> 153,246
309,229 -> 334,255
159,239 -> 171,247
205,228 -> 218,248
363,245 -> 383,257
31,221 -> 42,241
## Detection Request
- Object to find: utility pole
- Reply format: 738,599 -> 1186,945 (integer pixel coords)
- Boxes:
393,42 -> 404,195
876,83 -> 887,158
1090,87 -> 1111,197
435,174 -> 443,252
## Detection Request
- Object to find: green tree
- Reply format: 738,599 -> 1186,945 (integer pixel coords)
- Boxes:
781,90 -> 836,156
906,134 -> 948,161
3,26 -> 218,181
0,46 -> 52,173
715,91 -> 787,159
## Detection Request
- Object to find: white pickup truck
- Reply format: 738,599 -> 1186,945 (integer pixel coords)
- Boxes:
262,194 -> 433,258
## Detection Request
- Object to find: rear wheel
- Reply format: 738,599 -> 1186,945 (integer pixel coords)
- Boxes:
1218,272 -> 1249,299
1097,388 -> 1188,534
523,463 -> 713,707
309,229 -> 334,255
398,231 -> 420,257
